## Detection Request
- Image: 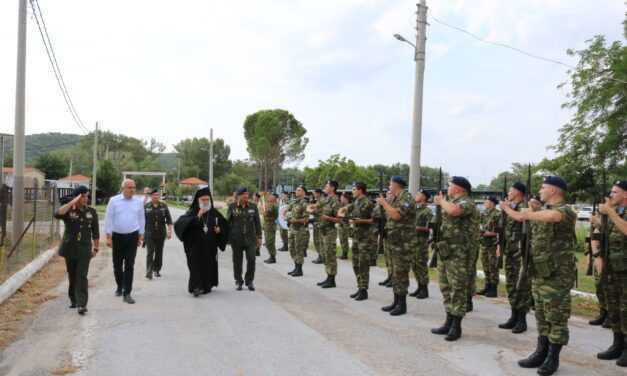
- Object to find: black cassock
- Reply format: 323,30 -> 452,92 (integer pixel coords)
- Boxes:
174,208 -> 228,293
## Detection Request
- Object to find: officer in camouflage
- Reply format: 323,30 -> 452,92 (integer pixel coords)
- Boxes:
378,176 -> 416,316
430,176 -> 479,341
410,189 -> 432,299
477,196 -> 500,298
338,192 -> 352,260
311,189 -> 325,264
375,202 -> 393,288
263,193 -> 279,264
595,180 -> 627,367
287,185 -> 309,277
143,189 -> 173,279
278,192 -> 290,252
347,182 -> 374,301
589,219 -> 610,327
316,180 -> 341,289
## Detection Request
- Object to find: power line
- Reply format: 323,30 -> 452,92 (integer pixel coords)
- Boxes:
429,15 -> 627,85
28,0 -> 89,134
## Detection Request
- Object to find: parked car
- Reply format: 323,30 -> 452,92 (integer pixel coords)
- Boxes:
577,206 -> 593,221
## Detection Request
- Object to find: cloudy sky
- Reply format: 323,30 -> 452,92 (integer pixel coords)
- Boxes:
0,0 -> 624,184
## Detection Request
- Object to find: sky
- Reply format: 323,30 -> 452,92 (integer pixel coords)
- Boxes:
0,0 -> 624,185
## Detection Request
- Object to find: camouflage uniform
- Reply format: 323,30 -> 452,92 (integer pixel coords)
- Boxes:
436,195 -> 479,317
480,207 -> 500,286
374,204 -> 392,277
604,205 -> 627,336
385,190 -> 416,296
338,215 -> 351,258
144,201 -> 172,275
412,204 -> 433,286
529,202 -> 577,345
312,199 -> 323,258
288,198 -> 309,265
348,196 -> 374,289
504,201 -> 532,313
319,195 -> 340,276
263,203 -> 279,257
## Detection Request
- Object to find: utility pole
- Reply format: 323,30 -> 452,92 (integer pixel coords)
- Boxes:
408,0 -> 427,194
68,158 -> 73,177
91,122 -> 98,205
0,135 -> 5,185
12,0 -> 27,245
209,128 -> 214,193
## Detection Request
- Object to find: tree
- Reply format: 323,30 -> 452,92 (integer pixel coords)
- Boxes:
244,109 -> 308,190
34,153 -> 67,180
303,154 -> 376,189
97,159 -> 121,197
174,138 -> 232,181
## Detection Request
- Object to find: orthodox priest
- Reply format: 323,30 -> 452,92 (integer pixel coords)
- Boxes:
174,187 -> 229,297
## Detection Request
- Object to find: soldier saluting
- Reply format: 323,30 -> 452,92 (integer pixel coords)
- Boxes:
144,189 -> 172,279
55,186 -> 100,315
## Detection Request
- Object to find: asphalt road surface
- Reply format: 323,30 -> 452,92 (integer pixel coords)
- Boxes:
0,208 -> 621,375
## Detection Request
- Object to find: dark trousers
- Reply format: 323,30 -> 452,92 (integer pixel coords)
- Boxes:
146,236 -> 165,273
65,253 -> 91,307
112,232 -> 139,295
232,242 -> 256,284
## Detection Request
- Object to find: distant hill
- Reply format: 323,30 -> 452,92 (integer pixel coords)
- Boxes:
0,132 -> 84,163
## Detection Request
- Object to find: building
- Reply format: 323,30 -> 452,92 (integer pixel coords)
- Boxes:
179,177 -> 208,188
56,174 -> 91,189
1,167 -> 46,188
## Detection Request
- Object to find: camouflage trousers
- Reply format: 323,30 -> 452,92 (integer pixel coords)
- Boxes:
438,245 -> 469,317
289,227 -> 309,265
351,231 -> 372,289
389,233 -> 412,296
411,236 -> 430,286
532,273 -> 574,345
263,223 -> 277,257
594,266 -> 607,311
321,227 -> 338,276
505,245 -> 532,312
312,224 -> 323,256
606,271 -> 627,335
338,224 -> 350,256
480,243 -> 499,285
468,245 -> 479,297
384,237 -> 393,277
280,228 -> 288,249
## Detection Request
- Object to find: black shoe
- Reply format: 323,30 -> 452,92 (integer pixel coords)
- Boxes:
382,294 -> 399,312
590,309 -> 608,326
416,284 -> 429,299
247,282 -> 255,291
321,276 -> 336,289
445,315 -> 462,341
154,271 -> 161,278
236,282 -> 243,291
350,289 -> 361,299
77,307 -> 88,315
466,296 -> 473,312
432,313 -> 453,335
264,256 -> 276,264
288,263 -> 297,275
598,332 -> 625,360
355,289 -> 368,301
519,336 -> 549,368
69,302 -> 77,309
146,272 -> 153,280
512,311 -> 528,334
384,279 -> 394,288
485,284 -> 498,298
317,276 -> 330,286
193,288 -> 202,297
378,276 -> 391,286
123,295 -> 136,304
115,289 -> 123,297
389,295 -> 407,316
617,349 -> 627,367
409,287 -> 420,297
291,264 -> 303,277
537,343 -> 562,376
477,283 -> 489,296
499,309 -> 518,329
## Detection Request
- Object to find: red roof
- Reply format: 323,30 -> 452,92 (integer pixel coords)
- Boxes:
179,177 -> 208,186
59,174 -> 91,182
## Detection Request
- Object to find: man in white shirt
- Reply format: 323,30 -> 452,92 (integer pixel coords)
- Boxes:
105,179 -> 145,304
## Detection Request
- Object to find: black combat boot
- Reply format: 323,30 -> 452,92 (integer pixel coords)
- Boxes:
378,275 -> 391,286
409,287 -> 420,297
466,296 -> 474,312
445,315 -> 462,341
382,294 -> 399,312
355,289 -> 368,301
385,279 -> 394,288
431,313 -> 453,335
485,283 -> 498,298
617,349 -> 627,367
416,284 -> 429,299
518,336 -> 549,368
317,275 -> 330,286
291,263 -> 303,277
597,332 -> 625,360
312,254 -> 324,264
499,309 -> 518,329
537,343 -> 562,376
287,263 -> 297,275
512,311 -> 528,334
264,256 -> 276,264
477,283 -> 490,296
389,295 -> 407,316
321,275 -> 336,288
350,289 -> 361,298
603,315 -> 612,328
589,309 -> 608,326
279,245 -> 287,252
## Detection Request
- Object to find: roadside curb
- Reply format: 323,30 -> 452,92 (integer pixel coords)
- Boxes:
0,247 -> 57,305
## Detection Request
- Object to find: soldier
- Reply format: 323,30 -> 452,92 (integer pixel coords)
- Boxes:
226,187 -> 262,291
497,182 -> 532,334
589,216 -> 610,327
378,176 -> 416,316
501,176 -> 575,375
311,189 -> 325,264
338,192 -> 352,260
410,189 -> 432,299
477,196 -> 500,298
262,193 -> 279,264
347,183 -> 374,301
595,180 -> 627,367
430,176 -> 479,341
253,192 -> 262,256
316,180 -> 341,288
287,185 -> 309,277
374,202 -> 393,287
144,189 -> 173,280
54,186 -> 99,315
278,192 -> 290,252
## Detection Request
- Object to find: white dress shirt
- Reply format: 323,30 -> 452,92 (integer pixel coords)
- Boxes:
105,194 -> 146,236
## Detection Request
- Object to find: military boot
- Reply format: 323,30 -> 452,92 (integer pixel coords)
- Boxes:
287,263 -> 297,275
317,275 -> 330,286
264,256 -> 276,264
381,294 -> 399,312
312,254 -> 324,264
384,278 -> 394,288
321,275 -> 336,288
518,336 -> 549,368
617,349 -> 627,367
431,313 -> 453,335
512,311 -> 528,334
603,316 -> 612,328
378,275 -> 391,286
445,316 -> 462,341
291,263 -> 303,277
350,289 -> 361,298
499,309 -> 518,329
485,283 -> 498,298
354,289 -> 368,301
589,309 -> 608,326
409,287 -> 420,297
597,332 -> 625,360
537,343 -> 562,376
416,284 -> 429,299
389,295 -> 407,316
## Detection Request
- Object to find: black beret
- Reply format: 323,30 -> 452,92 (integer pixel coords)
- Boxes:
353,182 -> 367,192
418,189 -> 431,200
297,185 -> 308,194
614,180 -> 627,191
511,182 -> 526,195
543,175 -> 567,191
326,180 -> 339,190
485,195 -> 498,205
72,186 -> 89,197
450,176 -> 471,193
390,176 -> 407,187
314,188 -> 323,194
236,187 -> 248,195
150,188 -> 159,195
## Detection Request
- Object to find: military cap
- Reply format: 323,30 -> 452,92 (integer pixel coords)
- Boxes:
486,195 -> 498,205
72,186 -> 89,197
353,182 -> 367,192
150,188 -> 159,195
326,180 -> 339,190
236,187 -> 248,196
511,182 -> 527,195
543,175 -> 567,191
450,176 -> 472,193
314,188 -> 323,194
418,188 -> 431,200
614,180 -> 627,191
390,176 -> 407,187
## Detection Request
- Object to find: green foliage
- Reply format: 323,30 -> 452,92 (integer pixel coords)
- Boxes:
34,152 -> 67,180
97,160 -> 121,196
303,154 -> 376,189
174,138 -> 232,181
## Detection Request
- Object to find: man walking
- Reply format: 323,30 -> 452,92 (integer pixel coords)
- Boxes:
144,189 -> 172,279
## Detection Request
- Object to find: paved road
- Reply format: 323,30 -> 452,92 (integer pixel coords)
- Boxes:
0,208 -> 621,375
